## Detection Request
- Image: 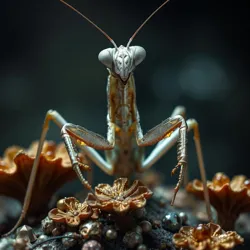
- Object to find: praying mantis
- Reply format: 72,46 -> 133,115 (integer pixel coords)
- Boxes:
4,0 -> 212,236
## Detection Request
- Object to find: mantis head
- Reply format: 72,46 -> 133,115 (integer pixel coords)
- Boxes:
98,45 -> 146,82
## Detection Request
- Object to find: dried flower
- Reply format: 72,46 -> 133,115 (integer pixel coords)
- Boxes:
86,178 -> 153,215
173,223 -> 244,250
48,197 -> 93,227
186,172 -> 250,230
0,141 -> 89,215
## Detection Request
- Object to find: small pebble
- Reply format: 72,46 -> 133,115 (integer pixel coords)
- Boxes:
162,212 -> 181,232
123,231 -> 143,249
105,229 -> 117,240
38,235 -> 48,241
62,232 -> 77,247
179,212 -> 188,224
137,244 -> 147,250
13,238 -> 29,250
35,244 -> 57,250
152,219 -> 161,228
140,221 -> 152,233
41,217 -> 55,235
82,240 -> 102,250
134,207 -> 146,219
133,226 -> 143,234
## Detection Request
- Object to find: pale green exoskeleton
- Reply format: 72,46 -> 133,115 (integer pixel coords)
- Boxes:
3,0 -> 212,236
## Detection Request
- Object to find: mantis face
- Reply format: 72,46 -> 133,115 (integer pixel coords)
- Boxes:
98,45 -> 146,82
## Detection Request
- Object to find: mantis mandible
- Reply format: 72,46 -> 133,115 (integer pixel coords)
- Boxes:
4,0 -> 212,236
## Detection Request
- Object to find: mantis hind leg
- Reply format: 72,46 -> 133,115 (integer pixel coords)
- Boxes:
139,106 -> 212,222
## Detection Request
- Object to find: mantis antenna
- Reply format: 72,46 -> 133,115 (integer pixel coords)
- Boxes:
60,0 -> 171,49
59,0 -> 118,48
127,0 -> 171,47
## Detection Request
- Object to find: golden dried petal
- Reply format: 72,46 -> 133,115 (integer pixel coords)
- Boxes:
95,183 -> 113,200
86,193 -> 113,212
63,197 -> 80,210
129,186 -> 153,199
112,178 -> 129,194
130,195 -> 147,209
230,175 -> 247,192
179,226 -> 193,236
172,233 -> 188,248
48,208 -> 67,223
212,173 -> 230,187
189,240 -> 208,250
122,179 -> 141,198
113,200 -> 130,214
216,231 -> 244,249
78,203 -> 92,219
65,215 -> 81,227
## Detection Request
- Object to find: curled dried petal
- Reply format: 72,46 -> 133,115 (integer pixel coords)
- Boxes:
48,208 -> 67,223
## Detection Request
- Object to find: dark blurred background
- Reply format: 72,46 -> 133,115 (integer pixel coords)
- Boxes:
0,0 -> 249,194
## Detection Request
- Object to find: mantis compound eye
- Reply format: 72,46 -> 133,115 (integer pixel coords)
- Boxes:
98,48 -> 114,69
130,46 -> 146,66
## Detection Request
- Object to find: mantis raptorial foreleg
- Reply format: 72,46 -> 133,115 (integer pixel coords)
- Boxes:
139,106 -> 212,221
135,114 -> 187,197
